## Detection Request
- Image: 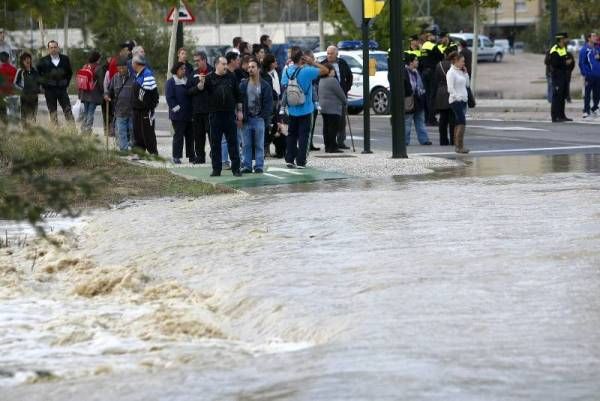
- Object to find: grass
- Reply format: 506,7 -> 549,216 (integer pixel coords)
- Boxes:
0,125 -> 225,233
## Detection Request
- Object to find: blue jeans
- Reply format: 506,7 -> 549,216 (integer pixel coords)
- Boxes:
546,76 -> 553,104
81,101 -> 97,134
404,109 -> 430,145
450,101 -> 467,125
583,76 -> 600,114
115,116 -> 133,151
221,126 -> 243,165
242,117 -> 265,171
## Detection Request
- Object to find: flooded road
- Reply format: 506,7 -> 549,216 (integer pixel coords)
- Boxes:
2,154 -> 600,400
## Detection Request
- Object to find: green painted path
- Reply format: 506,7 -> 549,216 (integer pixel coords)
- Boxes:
169,166 -> 351,189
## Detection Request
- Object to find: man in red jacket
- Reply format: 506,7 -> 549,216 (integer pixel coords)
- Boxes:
0,51 -> 16,123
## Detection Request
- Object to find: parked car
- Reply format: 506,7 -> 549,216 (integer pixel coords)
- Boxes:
450,33 -> 505,62
315,49 -> 391,115
493,39 -> 510,53
567,39 -> 585,53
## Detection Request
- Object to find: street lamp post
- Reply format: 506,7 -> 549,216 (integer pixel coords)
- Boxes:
389,0 -> 407,158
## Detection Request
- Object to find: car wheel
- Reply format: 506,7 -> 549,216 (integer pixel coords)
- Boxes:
493,53 -> 503,63
370,87 -> 390,115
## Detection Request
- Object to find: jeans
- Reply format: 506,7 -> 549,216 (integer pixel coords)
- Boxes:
546,76 -> 553,104
242,117 -> 265,171
81,101 -> 98,134
404,109 -> 430,145
450,101 -> 467,125
209,111 -> 240,173
583,77 -> 600,114
286,113 -> 311,166
115,116 -> 133,151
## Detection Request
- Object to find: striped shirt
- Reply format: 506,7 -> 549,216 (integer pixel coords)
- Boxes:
135,67 -> 157,90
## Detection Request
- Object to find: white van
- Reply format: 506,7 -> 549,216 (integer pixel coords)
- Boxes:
450,33 -> 505,62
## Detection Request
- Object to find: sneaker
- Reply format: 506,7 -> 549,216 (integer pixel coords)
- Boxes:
210,170 -> 221,177
172,158 -> 182,164
223,162 -> 232,170
310,145 -> 321,151
254,168 -> 264,174
233,171 -> 243,177
296,164 -> 306,169
286,163 -> 296,169
421,141 -> 433,146
591,110 -> 599,117
583,112 -> 590,119
563,117 -> 573,122
129,154 -> 140,161
240,168 -> 252,174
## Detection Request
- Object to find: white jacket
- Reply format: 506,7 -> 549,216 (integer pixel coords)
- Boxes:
446,66 -> 470,104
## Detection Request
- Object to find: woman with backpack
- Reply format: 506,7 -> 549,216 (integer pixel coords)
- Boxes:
14,52 -> 41,124
78,50 -> 104,135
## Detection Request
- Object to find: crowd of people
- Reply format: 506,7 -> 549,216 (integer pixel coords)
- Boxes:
1,26 -> 599,170
402,31 -> 473,153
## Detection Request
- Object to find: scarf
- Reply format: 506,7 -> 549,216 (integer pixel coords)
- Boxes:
408,68 -> 425,96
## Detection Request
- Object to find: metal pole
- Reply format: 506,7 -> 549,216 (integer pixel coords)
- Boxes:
549,0 -> 557,44
472,2 -> 479,94
361,19 -> 372,154
318,0 -> 325,50
390,0 -> 407,158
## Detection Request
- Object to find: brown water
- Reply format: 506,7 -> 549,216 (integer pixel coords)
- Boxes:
1,158 -> 600,400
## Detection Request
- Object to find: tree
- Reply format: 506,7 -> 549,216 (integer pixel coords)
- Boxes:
443,0 -> 500,92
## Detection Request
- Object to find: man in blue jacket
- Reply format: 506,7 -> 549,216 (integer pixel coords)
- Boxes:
240,58 -> 273,174
579,32 -> 600,118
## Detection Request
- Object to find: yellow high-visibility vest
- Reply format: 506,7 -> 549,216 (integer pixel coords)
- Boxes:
550,45 -> 567,57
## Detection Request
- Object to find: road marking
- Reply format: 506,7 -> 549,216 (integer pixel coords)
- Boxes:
413,145 -> 600,156
268,167 -> 304,175
469,125 -> 548,132
263,173 -> 284,179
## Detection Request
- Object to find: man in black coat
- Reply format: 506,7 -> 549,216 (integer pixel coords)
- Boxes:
323,45 -> 353,149
187,50 -> 214,164
36,40 -> 74,125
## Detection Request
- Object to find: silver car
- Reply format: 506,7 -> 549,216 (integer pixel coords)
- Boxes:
450,33 -> 505,62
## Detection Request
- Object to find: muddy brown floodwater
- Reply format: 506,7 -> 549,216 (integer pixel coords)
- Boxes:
1,154 -> 600,400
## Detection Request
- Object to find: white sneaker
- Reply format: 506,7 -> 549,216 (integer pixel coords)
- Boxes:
583,112 -> 590,119
592,110 -> 599,118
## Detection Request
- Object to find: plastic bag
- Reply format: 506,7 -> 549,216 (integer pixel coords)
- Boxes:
72,99 -> 84,122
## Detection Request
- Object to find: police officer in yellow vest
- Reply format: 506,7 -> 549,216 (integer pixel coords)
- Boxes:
405,35 -> 422,59
549,32 -> 573,122
420,31 -> 443,125
437,32 -> 457,57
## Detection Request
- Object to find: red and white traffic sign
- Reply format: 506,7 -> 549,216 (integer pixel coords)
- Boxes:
166,2 -> 196,23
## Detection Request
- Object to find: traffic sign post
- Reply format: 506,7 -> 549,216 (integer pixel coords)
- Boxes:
166,1 -> 196,24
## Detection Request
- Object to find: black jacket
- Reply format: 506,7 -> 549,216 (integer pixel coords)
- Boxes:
323,57 -> 353,94
239,77 -> 273,122
187,65 -> 215,114
202,71 -> 243,113
15,68 -> 41,100
36,54 -> 72,89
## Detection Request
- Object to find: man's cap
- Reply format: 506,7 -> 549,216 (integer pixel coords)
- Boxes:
444,43 -> 459,55
410,34 -> 419,41
132,54 -> 146,65
116,56 -> 128,67
555,32 -> 568,40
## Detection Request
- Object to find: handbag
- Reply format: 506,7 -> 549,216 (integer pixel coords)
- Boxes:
467,87 -> 476,108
